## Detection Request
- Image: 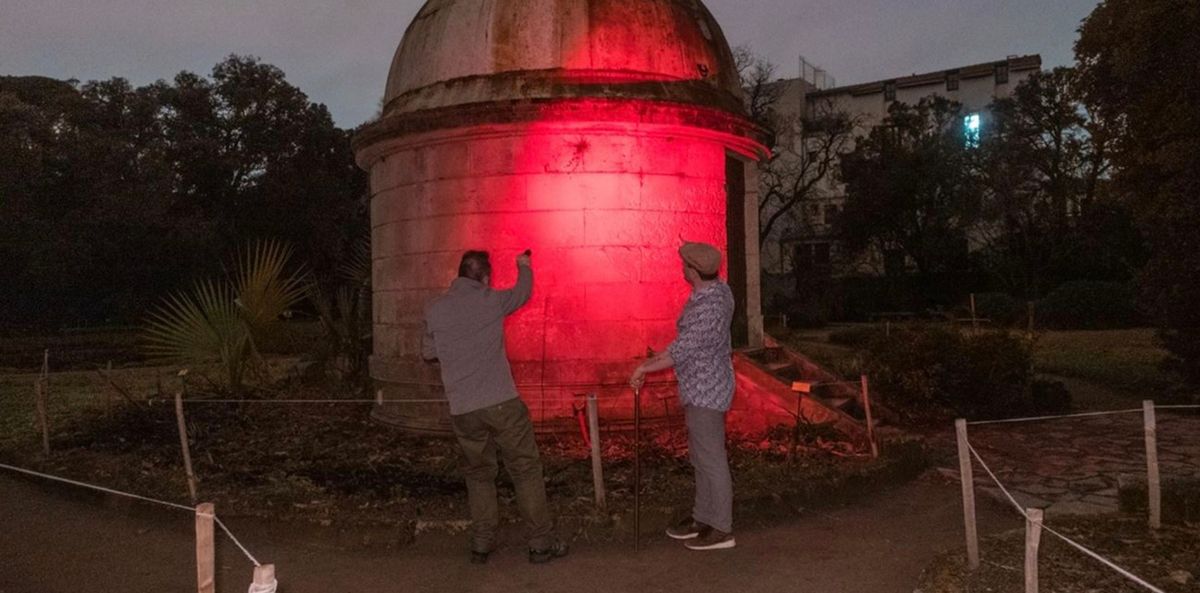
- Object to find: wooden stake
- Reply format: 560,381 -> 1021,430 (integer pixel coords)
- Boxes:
956,419 -> 980,569
1143,401 -> 1161,530
633,387 -> 641,553
788,391 -> 803,464
252,564 -> 276,592
586,394 -> 606,510
970,293 -> 978,333
1026,301 -> 1036,335
105,361 -> 113,416
375,389 -> 384,406
34,379 -> 50,456
175,392 -> 198,504
1025,508 -> 1044,593
861,375 -> 878,458
37,349 -> 50,455
195,503 -> 216,593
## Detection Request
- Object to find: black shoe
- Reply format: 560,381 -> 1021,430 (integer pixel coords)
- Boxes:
685,529 -> 736,550
666,517 -> 708,540
470,550 -> 490,565
529,541 -> 569,564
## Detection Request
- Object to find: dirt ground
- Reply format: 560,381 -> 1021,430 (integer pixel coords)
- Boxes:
0,471 -> 1011,593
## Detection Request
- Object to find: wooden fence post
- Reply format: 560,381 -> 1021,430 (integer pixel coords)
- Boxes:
1143,400 -> 1161,530
195,503 -> 216,593
586,394 -> 606,510
633,387 -> 641,553
34,379 -> 50,456
251,564 -> 276,592
175,392 -> 199,504
970,293 -> 978,333
1025,508 -> 1044,593
860,375 -> 878,458
956,419 -> 980,569
105,361 -> 114,416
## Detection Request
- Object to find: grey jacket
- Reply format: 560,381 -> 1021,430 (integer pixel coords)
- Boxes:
422,265 -> 532,415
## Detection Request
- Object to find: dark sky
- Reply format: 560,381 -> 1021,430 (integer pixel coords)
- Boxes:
1,0 -> 1099,128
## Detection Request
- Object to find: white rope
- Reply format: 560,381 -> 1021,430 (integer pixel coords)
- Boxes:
0,462 -> 260,567
964,444 -> 1167,593
1156,405 -> 1200,410
0,462 -> 195,512
967,408 -> 1143,426
214,516 -> 261,567
158,393 -> 633,405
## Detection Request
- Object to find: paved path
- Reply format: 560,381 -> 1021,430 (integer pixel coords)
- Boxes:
940,410 -> 1200,516
0,473 -> 1009,593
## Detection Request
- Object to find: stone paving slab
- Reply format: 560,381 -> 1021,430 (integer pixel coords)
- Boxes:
937,411 -> 1200,517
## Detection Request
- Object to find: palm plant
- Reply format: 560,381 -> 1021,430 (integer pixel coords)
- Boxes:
307,236 -> 372,384
144,240 -> 308,393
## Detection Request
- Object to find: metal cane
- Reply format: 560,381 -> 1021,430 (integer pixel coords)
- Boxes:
633,385 -> 641,552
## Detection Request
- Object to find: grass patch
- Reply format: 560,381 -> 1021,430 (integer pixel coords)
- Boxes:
1032,329 -> 1176,392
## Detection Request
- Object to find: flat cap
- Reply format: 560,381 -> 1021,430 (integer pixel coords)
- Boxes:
679,242 -> 722,276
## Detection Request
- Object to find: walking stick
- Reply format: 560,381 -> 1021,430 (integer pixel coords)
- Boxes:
633,386 -> 641,553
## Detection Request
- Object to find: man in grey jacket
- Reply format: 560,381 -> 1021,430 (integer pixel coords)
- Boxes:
422,250 -> 567,565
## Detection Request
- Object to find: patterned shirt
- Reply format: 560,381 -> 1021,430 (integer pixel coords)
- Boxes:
667,281 -> 735,411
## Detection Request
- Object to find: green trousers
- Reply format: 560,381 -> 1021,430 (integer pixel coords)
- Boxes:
451,398 -> 555,552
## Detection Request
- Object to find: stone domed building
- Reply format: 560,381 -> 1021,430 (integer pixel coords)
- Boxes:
354,0 -> 777,434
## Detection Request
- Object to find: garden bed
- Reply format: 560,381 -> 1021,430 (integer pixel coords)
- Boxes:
916,516 -> 1199,592
0,373 -> 928,547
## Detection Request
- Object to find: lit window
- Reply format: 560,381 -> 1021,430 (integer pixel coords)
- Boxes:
964,113 -> 981,148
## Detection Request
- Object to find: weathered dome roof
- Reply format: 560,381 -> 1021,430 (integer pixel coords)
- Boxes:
382,0 -> 745,117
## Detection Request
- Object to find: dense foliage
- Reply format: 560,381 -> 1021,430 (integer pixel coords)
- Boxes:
861,326 -> 1065,421
1076,0 -> 1200,386
0,56 -> 367,329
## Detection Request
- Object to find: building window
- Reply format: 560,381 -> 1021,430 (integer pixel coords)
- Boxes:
946,71 -> 960,91
824,204 -> 841,225
795,243 -> 833,276
995,64 -> 1009,84
883,81 -> 896,102
964,113 -> 982,148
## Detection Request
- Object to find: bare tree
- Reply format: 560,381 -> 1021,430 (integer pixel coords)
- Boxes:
758,100 -> 858,247
733,45 -> 786,130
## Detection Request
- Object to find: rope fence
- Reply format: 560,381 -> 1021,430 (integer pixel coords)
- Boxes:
967,408 -> 1144,426
964,444 -> 1167,593
953,399 -> 1195,593
0,462 -> 275,593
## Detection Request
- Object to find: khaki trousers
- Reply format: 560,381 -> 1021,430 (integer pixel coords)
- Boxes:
451,398 -> 554,552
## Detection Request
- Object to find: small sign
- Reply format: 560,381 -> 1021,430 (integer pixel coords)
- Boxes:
791,381 -> 813,394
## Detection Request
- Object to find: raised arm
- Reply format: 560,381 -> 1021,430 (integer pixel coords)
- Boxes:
496,252 -> 534,315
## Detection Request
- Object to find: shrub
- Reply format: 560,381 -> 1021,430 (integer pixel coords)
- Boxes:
1119,478 -> 1200,525
964,293 -> 1026,327
783,297 -> 828,329
863,326 -> 1042,421
1030,378 -> 1071,414
1036,281 -> 1140,329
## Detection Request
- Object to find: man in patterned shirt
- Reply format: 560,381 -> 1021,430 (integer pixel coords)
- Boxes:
629,241 -> 736,550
